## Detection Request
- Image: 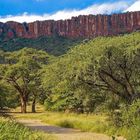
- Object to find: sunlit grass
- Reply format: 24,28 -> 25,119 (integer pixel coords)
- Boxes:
13,111 -> 109,134
0,117 -> 56,140
13,111 -> 135,139
11,105 -> 137,140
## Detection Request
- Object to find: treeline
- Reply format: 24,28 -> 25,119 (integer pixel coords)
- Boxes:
0,33 -> 140,138
0,36 -> 81,56
43,32 -> 140,113
0,33 -> 140,113
0,48 -> 54,113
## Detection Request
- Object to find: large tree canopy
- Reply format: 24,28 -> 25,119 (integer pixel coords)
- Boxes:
0,48 -> 53,113
1,32 -> 140,114
42,32 -> 140,112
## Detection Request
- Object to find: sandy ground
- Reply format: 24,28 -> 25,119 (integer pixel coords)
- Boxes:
17,119 -> 126,140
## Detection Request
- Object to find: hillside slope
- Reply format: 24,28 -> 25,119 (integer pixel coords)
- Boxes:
0,36 -> 82,56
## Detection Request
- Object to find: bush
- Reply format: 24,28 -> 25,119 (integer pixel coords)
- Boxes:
56,120 -> 74,128
0,118 -> 55,140
110,99 -> 140,140
121,99 -> 140,126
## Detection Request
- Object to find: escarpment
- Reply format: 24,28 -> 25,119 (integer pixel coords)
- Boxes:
0,11 -> 140,40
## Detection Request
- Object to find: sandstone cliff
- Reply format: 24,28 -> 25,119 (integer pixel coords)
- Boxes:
0,11 -> 140,39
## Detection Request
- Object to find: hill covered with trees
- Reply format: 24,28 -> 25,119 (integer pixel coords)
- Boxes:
0,35 -> 82,56
0,32 -> 140,139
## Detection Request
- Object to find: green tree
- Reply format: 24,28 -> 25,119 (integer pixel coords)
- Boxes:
0,82 -> 18,110
81,46 -> 140,104
42,32 -> 140,113
0,48 -> 51,113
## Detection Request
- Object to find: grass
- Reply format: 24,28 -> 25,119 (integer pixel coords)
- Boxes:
10,105 -> 120,138
0,117 -> 56,140
13,111 -> 139,140
11,104 -> 139,140
13,111 -> 110,133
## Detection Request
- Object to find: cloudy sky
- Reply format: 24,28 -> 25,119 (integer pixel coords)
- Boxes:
0,0 -> 140,23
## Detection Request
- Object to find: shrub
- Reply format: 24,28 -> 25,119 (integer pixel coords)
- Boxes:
56,120 -> 74,128
110,99 -> 140,140
0,118 -> 55,140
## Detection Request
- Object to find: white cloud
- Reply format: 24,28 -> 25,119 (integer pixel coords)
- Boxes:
125,0 -> 140,12
0,1 -> 130,23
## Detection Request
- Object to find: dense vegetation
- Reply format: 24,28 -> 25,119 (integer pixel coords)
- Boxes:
0,35 -> 82,56
43,33 -> 140,112
0,32 -> 140,139
0,117 -> 55,140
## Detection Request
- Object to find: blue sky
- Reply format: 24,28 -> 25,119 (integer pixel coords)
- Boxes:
0,0 -> 139,22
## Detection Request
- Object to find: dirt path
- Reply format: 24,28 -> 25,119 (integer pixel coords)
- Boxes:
17,119 -> 125,140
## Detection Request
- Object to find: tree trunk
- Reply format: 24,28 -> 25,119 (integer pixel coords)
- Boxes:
20,96 -> 27,113
32,98 -> 36,113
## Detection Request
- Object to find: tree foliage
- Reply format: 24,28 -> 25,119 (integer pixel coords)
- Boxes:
43,32 -> 140,112
0,48 -> 52,113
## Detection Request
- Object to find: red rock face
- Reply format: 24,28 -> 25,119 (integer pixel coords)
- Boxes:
0,11 -> 140,39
